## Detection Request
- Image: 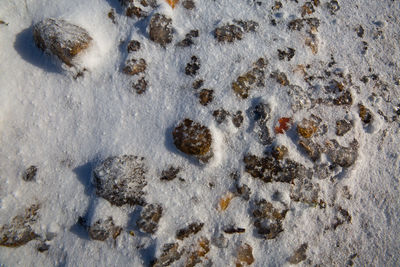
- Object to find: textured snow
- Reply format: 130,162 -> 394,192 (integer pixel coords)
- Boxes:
0,0 -> 400,266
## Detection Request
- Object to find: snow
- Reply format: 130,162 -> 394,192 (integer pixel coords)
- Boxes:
0,0 -> 400,266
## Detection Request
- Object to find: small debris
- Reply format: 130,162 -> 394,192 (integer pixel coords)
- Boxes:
127,40 -> 141,52
214,20 -> 258,43
271,71 -> 289,86
288,243 -> 308,264
22,166 -> 38,181
137,203 -> 163,234
333,91 -> 353,106
232,111 -> 244,128
192,79 -> 204,89
278,48 -> 295,61
327,0 -> 340,15
176,222 -> 204,240
177,30 -> 199,47
355,25 -> 364,38
335,119 -> 352,136
37,242 -> 50,252
88,217 -> 122,241
251,102 -> 272,145
123,58 -> 147,75
160,166 -> 181,181
198,89 -> 213,106
149,13 -> 173,47
232,58 -> 267,99
290,177 -> 320,206
358,103 -> 373,124
108,9 -> 116,24
185,56 -> 200,76
235,184 -> 251,200
166,0 -> 179,8
172,119 -> 213,163
223,226 -> 245,234
218,192 -> 235,211
272,145 -> 288,160
301,2 -> 315,17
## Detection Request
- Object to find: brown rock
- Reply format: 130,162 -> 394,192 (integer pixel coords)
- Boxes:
88,217 -> 122,241
149,14 -> 173,47
137,203 -> 163,234
199,89 -> 213,106
33,18 -> 92,66
176,222 -> 204,240
123,58 -> 147,75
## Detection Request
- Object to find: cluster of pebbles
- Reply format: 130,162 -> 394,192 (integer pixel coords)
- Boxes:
2,0 -> 399,266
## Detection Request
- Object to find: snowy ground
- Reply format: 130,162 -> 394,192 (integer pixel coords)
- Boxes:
0,0 -> 399,266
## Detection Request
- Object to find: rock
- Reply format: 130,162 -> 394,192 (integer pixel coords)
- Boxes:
331,206 -> 351,230
288,18 -> 320,31
288,243 -> 308,264
335,119 -> 352,136
271,71 -> 289,86
214,24 -> 243,43
232,58 -> 267,99
176,222 -> 204,240
182,0 -> 195,10
160,166 -> 181,181
185,56 -> 200,76
223,226 -> 245,234
299,139 -> 322,162
252,199 -> 287,239
33,18 -> 92,67
297,118 -> 318,138
172,119 -> 213,163
123,58 -> 147,75
137,203 -> 163,234
327,0 -> 340,15
278,47 -> 295,61
149,14 -> 173,47
326,139 -> 358,168
127,40 -> 141,52
236,243 -> 255,266
192,79 -> 204,89
272,145 -> 288,161
22,165 -> 37,181
0,205 -> 39,247
93,155 -> 147,206
88,217 -> 122,241
130,76 -> 148,94
251,102 -> 272,145
152,243 -> 183,267
185,237 -> 210,267
358,103 -> 373,124
333,91 -> 353,106
232,111 -> 244,128
290,177 -> 321,206
177,30 -> 199,47
213,109 -> 229,124
198,89 -> 213,106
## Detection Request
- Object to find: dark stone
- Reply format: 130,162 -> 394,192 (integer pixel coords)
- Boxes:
212,109 -> 229,124
22,166 -> 37,181
185,56 -> 200,76
176,222 -> 204,240
127,40 -> 141,52
198,89 -> 213,106
149,14 -> 173,47
130,77 -> 148,94
232,111 -> 244,128
160,166 -> 180,181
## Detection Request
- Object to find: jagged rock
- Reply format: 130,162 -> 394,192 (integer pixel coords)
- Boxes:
0,205 -> 39,247
172,119 -> 213,163
149,14 -> 173,47
152,243 -> 183,267
33,18 -> 92,66
123,58 -> 147,75
358,104 -> 373,124
137,203 -> 163,234
93,155 -> 147,206
88,217 -> 122,241
176,222 -> 204,240
22,166 -> 37,181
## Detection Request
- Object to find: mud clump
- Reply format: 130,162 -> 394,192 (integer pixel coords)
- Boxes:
0,205 -> 40,247
22,165 -> 38,181
93,155 -> 147,206
172,119 -> 213,163
123,58 -> 147,75
33,18 -> 92,67
149,14 -> 173,47
232,58 -> 267,99
176,222 -> 204,240
88,217 -> 122,241
137,203 -> 163,234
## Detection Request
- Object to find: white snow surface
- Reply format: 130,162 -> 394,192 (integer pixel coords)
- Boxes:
0,0 -> 399,266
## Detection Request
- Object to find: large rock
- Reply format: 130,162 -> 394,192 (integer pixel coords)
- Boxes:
93,155 -> 147,206
172,119 -> 213,163
33,18 -> 92,66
